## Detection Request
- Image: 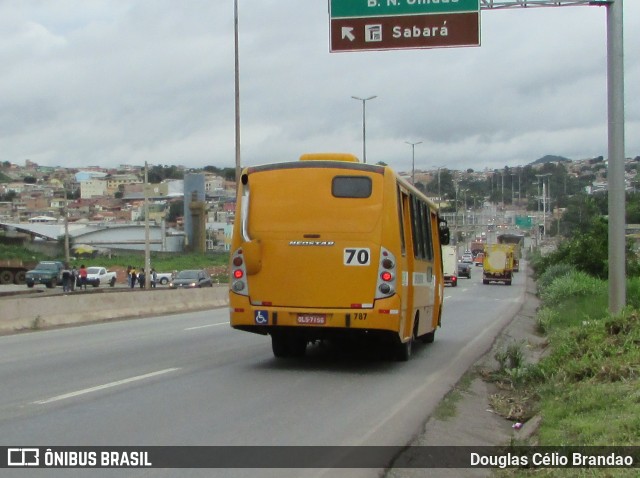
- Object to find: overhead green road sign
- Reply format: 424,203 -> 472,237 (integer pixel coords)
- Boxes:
330,0 -> 479,18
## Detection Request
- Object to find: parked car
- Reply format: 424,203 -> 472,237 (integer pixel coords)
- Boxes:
457,262 -> 472,279
155,272 -> 175,285
25,261 -> 64,288
85,267 -> 117,287
169,269 -> 213,289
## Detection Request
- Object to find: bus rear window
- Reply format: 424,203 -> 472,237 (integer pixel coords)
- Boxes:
332,176 -> 372,198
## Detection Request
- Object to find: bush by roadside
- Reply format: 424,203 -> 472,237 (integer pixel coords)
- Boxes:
489,272 -> 640,477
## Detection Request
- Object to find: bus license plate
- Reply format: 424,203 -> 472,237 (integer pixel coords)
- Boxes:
297,314 -> 326,325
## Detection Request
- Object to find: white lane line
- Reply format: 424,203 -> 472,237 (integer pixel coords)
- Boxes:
184,322 -> 229,331
33,368 -> 181,405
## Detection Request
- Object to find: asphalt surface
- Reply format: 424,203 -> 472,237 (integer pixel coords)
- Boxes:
0,265 -> 526,478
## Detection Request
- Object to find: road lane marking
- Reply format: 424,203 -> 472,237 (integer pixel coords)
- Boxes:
184,322 -> 229,331
33,368 -> 181,405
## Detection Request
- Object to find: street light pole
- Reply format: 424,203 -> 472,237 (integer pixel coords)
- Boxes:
352,95 -> 377,163
435,166 -> 446,210
405,141 -> 422,185
234,0 -> 241,184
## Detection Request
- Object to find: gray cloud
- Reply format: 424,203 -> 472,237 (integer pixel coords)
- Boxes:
0,1 -> 637,173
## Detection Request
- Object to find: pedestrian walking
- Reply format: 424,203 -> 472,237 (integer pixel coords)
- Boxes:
62,263 -> 72,292
138,268 -> 146,288
78,264 -> 88,290
71,265 -> 78,291
129,266 -> 137,289
151,268 -> 158,288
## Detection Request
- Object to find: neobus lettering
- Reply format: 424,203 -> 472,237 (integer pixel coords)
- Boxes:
393,21 -> 448,38
289,241 -> 335,246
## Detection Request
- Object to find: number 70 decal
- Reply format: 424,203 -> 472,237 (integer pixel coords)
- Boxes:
344,248 -> 371,266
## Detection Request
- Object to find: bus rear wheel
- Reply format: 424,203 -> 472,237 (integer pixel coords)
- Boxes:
271,333 -> 307,359
396,319 -> 418,362
395,337 -> 412,362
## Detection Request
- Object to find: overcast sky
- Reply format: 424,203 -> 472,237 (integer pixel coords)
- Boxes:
1,1 -> 638,174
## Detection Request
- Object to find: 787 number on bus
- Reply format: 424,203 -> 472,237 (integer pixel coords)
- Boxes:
343,248 -> 370,266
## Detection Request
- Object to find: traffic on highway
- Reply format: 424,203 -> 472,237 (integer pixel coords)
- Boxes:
0,252 -> 527,476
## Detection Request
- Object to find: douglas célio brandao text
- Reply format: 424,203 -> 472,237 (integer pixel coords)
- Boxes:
470,451 -> 635,469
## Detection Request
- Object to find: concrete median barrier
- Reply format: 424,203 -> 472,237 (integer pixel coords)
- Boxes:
0,286 -> 229,334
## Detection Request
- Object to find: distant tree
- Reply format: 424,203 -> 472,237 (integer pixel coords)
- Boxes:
627,192 -> 640,224
148,165 -> 183,183
23,176 -> 37,184
166,200 -> 184,223
0,190 -> 17,202
535,216 -> 640,279
202,166 -> 235,182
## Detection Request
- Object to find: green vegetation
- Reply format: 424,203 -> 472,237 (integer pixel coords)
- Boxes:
491,274 -> 639,476
487,205 -> 640,476
432,371 -> 475,421
98,251 -> 229,277
0,243 -> 47,262
529,216 -> 640,278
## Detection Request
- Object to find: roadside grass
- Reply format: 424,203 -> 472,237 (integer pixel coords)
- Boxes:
98,251 -> 231,283
96,251 -> 229,273
490,271 -> 639,476
537,381 -> 640,446
0,243 -> 47,262
432,370 -> 475,421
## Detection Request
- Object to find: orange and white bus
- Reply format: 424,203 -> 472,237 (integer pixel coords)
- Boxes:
229,153 -> 450,360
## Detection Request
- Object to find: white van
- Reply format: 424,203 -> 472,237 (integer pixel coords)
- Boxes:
442,245 -> 458,287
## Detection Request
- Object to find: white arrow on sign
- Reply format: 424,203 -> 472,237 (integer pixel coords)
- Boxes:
341,27 -> 355,42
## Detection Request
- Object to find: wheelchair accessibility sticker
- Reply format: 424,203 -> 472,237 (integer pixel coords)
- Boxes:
254,310 -> 269,325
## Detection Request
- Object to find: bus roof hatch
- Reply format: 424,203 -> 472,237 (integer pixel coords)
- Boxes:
299,153 -> 360,163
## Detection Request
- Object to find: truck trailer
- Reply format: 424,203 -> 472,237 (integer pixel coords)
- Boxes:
482,244 -> 514,285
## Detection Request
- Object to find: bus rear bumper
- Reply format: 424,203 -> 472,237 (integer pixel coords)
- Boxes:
229,295 -> 402,340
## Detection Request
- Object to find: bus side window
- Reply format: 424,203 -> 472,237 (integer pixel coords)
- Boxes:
397,187 -> 406,256
423,207 -> 433,261
410,195 -> 425,259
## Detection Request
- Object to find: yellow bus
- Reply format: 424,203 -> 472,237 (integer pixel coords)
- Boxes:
229,153 -> 450,361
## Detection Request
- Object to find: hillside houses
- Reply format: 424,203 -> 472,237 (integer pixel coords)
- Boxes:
1,155 -> 638,236
0,162 -> 237,245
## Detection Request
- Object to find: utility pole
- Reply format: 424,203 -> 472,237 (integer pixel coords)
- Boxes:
63,188 -> 70,264
607,0 -> 626,314
144,162 -> 150,289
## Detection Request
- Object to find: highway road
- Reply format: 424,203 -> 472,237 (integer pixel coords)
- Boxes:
0,264 -> 527,477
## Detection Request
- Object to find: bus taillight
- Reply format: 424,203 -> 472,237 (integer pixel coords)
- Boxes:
375,247 -> 397,299
230,248 -> 249,296
380,271 -> 393,282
